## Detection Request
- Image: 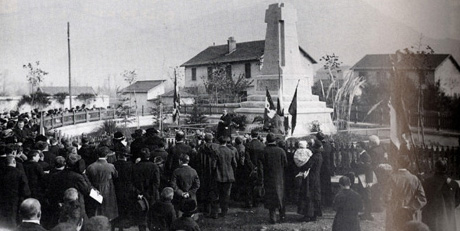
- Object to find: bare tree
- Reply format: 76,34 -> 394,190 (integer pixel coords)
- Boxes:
23,61 -> 48,106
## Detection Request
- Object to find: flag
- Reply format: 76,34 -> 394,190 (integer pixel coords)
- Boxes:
172,73 -> 180,123
389,54 -> 412,150
264,89 -> 276,129
39,111 -> 45,135
288,83 -> 298,135
276,87 -> 284,116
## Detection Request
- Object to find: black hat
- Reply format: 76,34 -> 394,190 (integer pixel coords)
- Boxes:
250,130 -> 259,137
316,132 -> 325,141
114,131 -> 125,140
266,133 -> 276,143
180,199 -> 197,214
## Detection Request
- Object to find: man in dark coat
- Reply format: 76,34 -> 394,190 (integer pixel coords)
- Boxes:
113,147 -> 134,229
216,109 -> 232,139
352,141 -> 374,221
332,176 -> 363,231
298,138 -> 323,222
244,130 -> 265,207
16,198 -> 47,231
13,119 -> 31,143
86,146 -> 119,221
78,137 -> 97,166
259,133 -> 287,224
195,133 -> 218,215
170,154 -> 200,217
23,150 -> 45,200
132,148 -> 160,231
166,131 -> 192,179
385,155 -> 426,231
0,156 -> 30,229
317,132 -> 334,207
45,156 -> 91,229
422,159 -> 460,231
130,129 -> 146,161
210,136 -> 237,219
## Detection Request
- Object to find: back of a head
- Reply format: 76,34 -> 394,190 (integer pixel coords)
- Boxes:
175,131 -> 185,141
84,216 -> 111,231
161,187 -> 174,201
58,202 -> 82,227
339,176 -> 351,187
434,158 -> 448,174
55,156 -> 66,168
19,198 -> 41,220
235,137 -> 243,145
397,155 -> 411,169
97,146 -> 111,158
217,136 -> 227,145
179,154 -> 190,164
50,222 -> 77,231
63,188 -> 79,203
204,133 -> 213,142
404,221 -> 430,231
250,130 -> 258,138
368,135 -> 380,146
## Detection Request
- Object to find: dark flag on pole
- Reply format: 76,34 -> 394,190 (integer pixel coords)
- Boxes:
264,88 -> 276,130
288,82 -> 299,135
172,73 -> 180,124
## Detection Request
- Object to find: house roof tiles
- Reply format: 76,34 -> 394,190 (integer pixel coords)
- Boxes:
121,80 -> 165,93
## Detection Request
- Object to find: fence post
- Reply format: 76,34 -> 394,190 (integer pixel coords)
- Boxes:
73,111 -> 76,125
99,108 -> 102,121
86,110 -> 89,123
437,112 -> 441,131
61,113 -> 65,126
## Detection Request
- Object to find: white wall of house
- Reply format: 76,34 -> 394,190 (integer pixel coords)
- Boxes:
435,59 -> 460,96
184,52 -> 314,96
147,83 -> 166,100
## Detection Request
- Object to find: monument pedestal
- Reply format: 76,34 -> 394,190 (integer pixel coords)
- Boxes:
235,94 -> 336,137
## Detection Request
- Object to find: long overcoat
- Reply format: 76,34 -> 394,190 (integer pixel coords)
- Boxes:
332,188 -> 363,231
86,159 -> 119,220
422,174 -> 460,231
297,150 -> 323,216
260,143 -> 287,210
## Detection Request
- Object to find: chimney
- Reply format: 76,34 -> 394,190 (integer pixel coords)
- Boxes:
227,37 -> 236,53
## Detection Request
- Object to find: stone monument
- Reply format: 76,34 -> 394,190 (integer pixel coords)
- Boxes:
235,2 -> 336,136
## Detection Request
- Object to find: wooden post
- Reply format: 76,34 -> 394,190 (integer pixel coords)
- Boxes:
86,110 -> 89,123
99,108 -> 102,121
437,111 -> 441,131
73,111 -> 76,125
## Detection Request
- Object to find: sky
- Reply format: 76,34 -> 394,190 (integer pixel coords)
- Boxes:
0,0 -> 459,95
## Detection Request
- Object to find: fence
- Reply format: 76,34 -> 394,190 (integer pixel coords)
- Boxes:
42,108 -> 138,129
350,106 -> 456,131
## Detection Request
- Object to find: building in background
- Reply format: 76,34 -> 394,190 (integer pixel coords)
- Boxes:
120,80 -> 166,113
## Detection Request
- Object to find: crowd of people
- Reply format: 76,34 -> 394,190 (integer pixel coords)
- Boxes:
0,113 -> 459,231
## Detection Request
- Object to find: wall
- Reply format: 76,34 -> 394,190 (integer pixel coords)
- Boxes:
184,61 -> 261,95
435,58 -> 460,96
147,83 -> 165,100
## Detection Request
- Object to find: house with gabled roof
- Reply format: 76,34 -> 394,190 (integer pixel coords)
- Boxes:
181,37 -> 316,97
351,54 -> 460,96
38,86 -> 96,95
120,80 -> 166,112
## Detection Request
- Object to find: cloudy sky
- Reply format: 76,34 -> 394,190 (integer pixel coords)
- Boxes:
0,0 -> 459,94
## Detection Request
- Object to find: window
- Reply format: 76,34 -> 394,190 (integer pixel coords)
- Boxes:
207,66 -> 213,80
245,63 -> 251,78
191,68 -> 196,81
226,65 -> 232,79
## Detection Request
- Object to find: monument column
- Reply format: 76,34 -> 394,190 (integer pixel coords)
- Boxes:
235,2 -> 336,136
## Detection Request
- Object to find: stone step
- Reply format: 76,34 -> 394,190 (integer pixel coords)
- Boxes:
247,94 -> 319,102
234,107 -> 333,114
240,100 -> 327,108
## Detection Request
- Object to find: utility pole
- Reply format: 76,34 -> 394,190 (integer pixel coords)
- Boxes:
67,22 -> 72,109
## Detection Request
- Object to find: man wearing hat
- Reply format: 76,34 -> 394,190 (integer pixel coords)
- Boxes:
166,131 -> 192,179
259,133 -> 287,224
317,132 -> 334,207
170,199 -> 201,231
79,137 -> 97,166
113,146 -> 134,229
130,129 -> 146,162
244,130 -> 265,207
86,146 -> 119,221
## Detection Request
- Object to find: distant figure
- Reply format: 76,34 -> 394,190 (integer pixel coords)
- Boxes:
17,198 -> 47,231
216,109 -> 232,139
332,176 -> 363,231
422,159 -> 460,231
